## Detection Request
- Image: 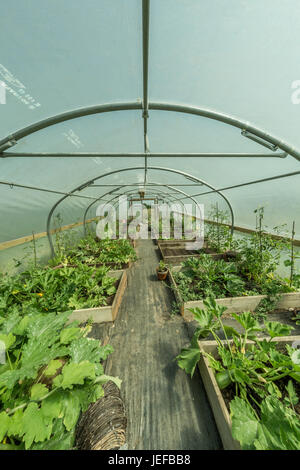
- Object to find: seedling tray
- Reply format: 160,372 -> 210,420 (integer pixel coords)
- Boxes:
168,266 -> 300,320
68,269 -> 127,324
198,336 -> 300,450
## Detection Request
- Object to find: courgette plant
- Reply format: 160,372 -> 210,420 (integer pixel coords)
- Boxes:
176,298 -> 300,450
0,264 -> 117,314
172,252 -> 295,304
0,308 -> 120,450
50,235 -> 137,269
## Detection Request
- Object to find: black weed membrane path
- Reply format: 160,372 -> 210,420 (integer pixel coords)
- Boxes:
91,239 -> 222,450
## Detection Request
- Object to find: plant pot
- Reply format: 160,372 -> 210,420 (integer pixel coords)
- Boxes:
156,267 -> 168,280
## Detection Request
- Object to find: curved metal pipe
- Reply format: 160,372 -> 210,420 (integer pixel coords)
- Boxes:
1,101 -> 299,161
148,102 -> 300,162
105,188 -> 187,236
0,102 -> 142,152
51,179 -> 183,254
83,186 -> 180,234
96,178 -> 234,237
99,187 -> 205,242
100,187 -> 180,211
47,166 -> 234,257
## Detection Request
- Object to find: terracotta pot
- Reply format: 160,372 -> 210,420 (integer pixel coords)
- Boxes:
156,267 -> 168,280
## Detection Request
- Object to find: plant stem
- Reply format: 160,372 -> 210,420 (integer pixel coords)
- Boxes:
259,209 -> 263,269
6,351 -> 13,371
210,329 -> 224,349
290,221 -> 295,286
14,341 -> 24,369
267,371 -> 292,382
32,231 -> 37,268
217,316 -> 234,359
216,203 -> 220,252
7,387 -> 59,416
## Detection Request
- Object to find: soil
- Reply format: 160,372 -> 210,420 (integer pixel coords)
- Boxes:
101,279 -> 120,307
104,261 -> 130,270
221,375 -> 300,417
208,341 -> 300,418
162,247 -> 200,257
186,309 -> 300,339
161,245 -> 238,260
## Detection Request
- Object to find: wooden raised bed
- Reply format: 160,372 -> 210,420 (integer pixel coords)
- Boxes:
198,335 -> 300,450
156,238 -> 199,246
103,260 -> 133,270
52,260 -> 133,270
168,266 -> 300,320
68,269 -> 127,324
158,240 -> 235,264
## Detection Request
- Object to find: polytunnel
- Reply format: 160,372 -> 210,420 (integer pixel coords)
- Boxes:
0,0 -> 300,453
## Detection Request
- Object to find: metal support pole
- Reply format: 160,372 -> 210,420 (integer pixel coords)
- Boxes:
172,170 -> 300,201
142,0 -> 150,187
0,180 -> 97,201
0,151 -> 287,158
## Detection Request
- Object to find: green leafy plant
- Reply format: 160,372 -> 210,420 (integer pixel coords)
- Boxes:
158,260 -> 168,272
52,214 -> 79,260
292,311 -> 300,326
205,204 -> 234,253
254,291 -> 283,322
0,309 -> 120,450
176,298 -> 300,450
172,255 -> 249,302
230,393 -> 300,450
50,235 -> 137,269
283,221 -> 300,288
172,221 -> 295,303
0,263 -> 118,314
236,208 -> 290,289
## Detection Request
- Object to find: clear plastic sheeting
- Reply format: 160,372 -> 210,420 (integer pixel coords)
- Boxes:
0,0 -> 299,265
4,111 -> 144,153
0,0 -> 142,139
149,0 -> 300,149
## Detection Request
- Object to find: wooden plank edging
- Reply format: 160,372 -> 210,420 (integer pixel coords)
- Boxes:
68,270 -> 127,324
198,336 -> 300,450
0,217 -> 98,251
169,267 -> 300,320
